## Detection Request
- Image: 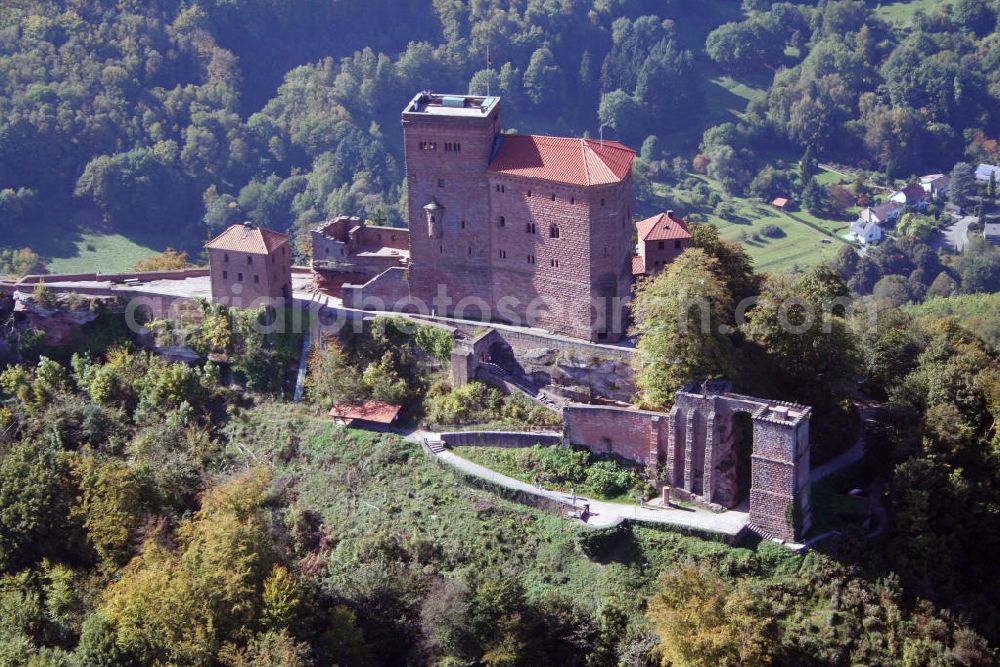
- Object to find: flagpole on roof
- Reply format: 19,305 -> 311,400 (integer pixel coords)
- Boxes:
486,45 -> 492,96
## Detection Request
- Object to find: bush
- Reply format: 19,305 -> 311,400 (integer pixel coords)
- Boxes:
584,460 -> 638,497
760,223 -> 784,238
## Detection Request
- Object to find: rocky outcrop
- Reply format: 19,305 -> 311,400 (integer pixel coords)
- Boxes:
13,291 -> 106,346
517,347 -> 637,403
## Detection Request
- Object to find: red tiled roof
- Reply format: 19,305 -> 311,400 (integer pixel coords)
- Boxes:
898,183 -> 925,203
632,255 -> 646,276
771,197 -> 790,208
205,223 -> 288,254
329,401 -> 402,424
636,212 -> 692,242
487,135 -> 635,186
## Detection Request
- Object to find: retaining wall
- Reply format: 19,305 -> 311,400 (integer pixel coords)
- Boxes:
439,431 -> 562,448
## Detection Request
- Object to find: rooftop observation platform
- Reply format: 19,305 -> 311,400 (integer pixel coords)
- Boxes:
403,92 -> 500,118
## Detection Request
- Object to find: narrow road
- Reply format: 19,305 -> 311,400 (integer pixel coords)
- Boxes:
937,215 -> 976,253
811,403 -> 878,483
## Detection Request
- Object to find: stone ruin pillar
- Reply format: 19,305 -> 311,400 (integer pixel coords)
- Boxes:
748,404 -> 812,542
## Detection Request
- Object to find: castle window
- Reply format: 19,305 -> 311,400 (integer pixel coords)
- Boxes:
675,240 -> 682,249
658,241 -> 665,250
549,225 -> 560,238
438,178 -> 445,187
527,190 -> 532,197
550,259 -> 559,268
440,245 -> 443,253
468,246 -> 472,255
601,198 -> 605,206
420,141 -> 436,151
223,253 -> 229,263
499,249 -> 506,259
223,271 -> 228,279
460,220 -> 466,229
527,255 -> 535,264
550,193 -> 556,201
254,275 -> 259,284
526,222 -> 536,234
237,272 -> 243,282
498,216 -> 505,227
570,197 -> 575,205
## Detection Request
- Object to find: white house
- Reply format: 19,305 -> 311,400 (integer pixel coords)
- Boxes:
860,201 -> 902,224
976,164 -> 1000,182
889,183 -> 928,209
849,218 -> 883,245
919,174 -> 950,199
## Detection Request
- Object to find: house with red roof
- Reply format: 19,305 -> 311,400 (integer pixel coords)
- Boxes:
632,210 -> 692,277
205,221 -> 292,306
403,92 -> 636,342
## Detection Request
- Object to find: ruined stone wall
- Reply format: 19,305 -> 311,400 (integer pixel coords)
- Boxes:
439,431 -> 561,448
359,225 -> 409,250
342,267 -> 410,310
564,404 -> 666,464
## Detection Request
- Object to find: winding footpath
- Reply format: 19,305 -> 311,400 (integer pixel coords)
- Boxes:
400,429 -> 748,538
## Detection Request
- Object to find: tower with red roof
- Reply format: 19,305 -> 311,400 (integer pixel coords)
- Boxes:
402,92 -> 635,342
205,221 -> 291,306
632,211 -> 692,278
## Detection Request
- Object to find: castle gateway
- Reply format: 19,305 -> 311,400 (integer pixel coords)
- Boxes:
403,92 -> 635,342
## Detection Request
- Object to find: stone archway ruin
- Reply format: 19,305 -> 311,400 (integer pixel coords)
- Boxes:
663,380 -> 812,541
564,380 -> 812,541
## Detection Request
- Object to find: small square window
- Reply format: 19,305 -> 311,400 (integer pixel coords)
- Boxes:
658,241 -> 665,250
675,240 -> 682,249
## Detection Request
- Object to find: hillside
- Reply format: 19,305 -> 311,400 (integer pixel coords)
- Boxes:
2,0 -> 999,275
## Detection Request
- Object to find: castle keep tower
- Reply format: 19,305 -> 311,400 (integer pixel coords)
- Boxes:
403,93 -> 502,315
402,92 -> 635,342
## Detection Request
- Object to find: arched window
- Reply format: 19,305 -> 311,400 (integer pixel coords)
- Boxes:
549,225 -> 560,238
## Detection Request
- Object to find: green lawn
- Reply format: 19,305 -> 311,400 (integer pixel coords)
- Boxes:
653,169 -> 854,274
872,0 -> 954,26
43,232 -> 164,274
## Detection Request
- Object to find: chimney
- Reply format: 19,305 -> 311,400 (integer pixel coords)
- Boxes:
666,210 -> 674,218
242,221 -> 254,228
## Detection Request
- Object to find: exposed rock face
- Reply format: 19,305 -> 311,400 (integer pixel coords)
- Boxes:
13,291 -> 102,346
517,347 -> 637,403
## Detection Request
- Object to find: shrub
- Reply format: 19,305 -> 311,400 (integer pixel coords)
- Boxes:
760,223 -> 784,238
584,460 -> 637,497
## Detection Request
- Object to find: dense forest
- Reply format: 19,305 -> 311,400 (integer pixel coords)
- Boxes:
2,0 -> 999,263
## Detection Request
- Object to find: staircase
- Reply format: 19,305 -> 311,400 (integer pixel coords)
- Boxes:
479,362 -> 563,413
745,522 -> 778,543
424,438 -> 447,455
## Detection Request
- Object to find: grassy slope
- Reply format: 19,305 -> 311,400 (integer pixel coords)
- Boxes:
652,167 -> 855,274
872,0 -> 955,26
226,404 -> 795,609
